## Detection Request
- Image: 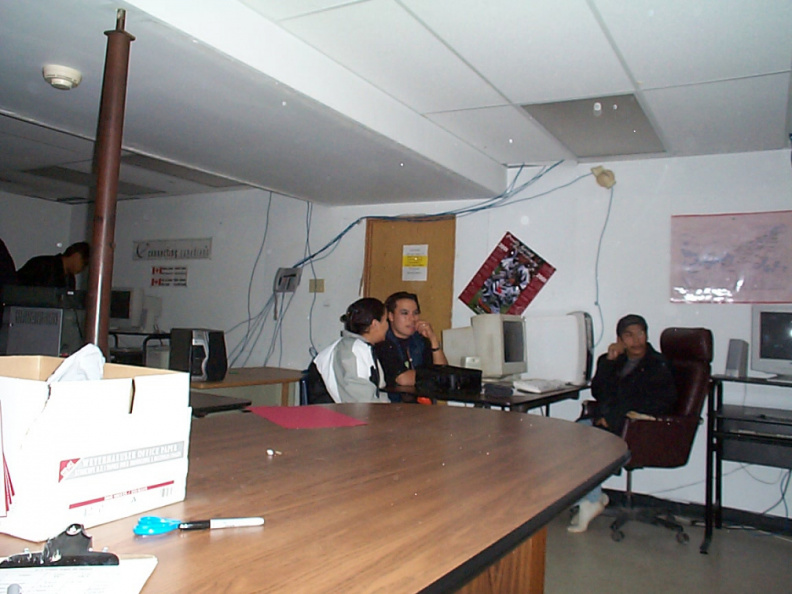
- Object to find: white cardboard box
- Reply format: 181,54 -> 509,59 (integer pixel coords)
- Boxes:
0,356 -> 192,542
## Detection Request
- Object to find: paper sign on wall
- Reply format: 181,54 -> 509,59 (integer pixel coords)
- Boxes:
134,238 -> 212,261
150,266 -> 188,287
402,244 -> 428,282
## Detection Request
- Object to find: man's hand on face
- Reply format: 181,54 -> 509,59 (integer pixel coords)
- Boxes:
606,339 -> 626,361
416,320 -> 437,342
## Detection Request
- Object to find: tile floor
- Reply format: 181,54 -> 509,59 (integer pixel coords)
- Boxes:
545,509 -> 792,593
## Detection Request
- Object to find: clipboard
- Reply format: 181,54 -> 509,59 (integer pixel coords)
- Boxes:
0,524 -> 157,594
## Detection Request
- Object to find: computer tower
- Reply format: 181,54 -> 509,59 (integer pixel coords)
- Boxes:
169,328 -> 228,382
0,306 -> 63,355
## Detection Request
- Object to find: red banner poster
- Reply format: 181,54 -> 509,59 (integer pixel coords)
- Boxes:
458,232 -> 555,315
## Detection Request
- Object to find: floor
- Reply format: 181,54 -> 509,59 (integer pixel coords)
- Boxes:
545,506 -> 792,593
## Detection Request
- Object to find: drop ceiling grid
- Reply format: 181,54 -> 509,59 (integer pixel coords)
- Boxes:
594,0 -> 792,89
427,106 -> 572,165
400,0 -> 634,106
644,74 -> 792,155
238,0 -> 362,22
277,0 -> 505,114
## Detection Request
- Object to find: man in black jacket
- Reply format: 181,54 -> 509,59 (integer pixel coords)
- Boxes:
569,313 -> 677,533
16,242 -> 90,290
589,313 -> 678,435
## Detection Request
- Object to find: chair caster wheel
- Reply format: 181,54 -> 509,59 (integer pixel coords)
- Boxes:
611,529 -> 625,542
676,532 -> 689,544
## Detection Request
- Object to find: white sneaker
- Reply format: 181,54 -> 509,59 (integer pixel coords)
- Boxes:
567,498 -> 606,533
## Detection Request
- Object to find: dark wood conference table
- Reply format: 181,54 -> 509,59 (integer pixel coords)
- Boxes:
0,404 -> 628,593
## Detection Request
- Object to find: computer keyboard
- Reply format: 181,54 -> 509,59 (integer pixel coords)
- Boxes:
512,378 -> 571,394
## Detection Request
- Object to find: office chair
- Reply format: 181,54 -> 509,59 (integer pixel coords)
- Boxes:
585,327 -> 713,543
299,369 -> 310,405
300,363 -> 334,405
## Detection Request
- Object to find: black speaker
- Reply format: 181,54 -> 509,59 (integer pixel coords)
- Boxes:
724,338 -> 749,378
170,328 -> 228,382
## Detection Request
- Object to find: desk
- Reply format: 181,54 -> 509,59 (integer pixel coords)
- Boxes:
191,366 -> 302,406
702,375 -> 792,553
0,404 -> 627,593
189,391 -> 251,417
394,383 -> 586,415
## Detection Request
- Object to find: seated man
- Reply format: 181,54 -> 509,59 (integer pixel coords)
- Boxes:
16,241 -> 90,290
569,313 -> 677,533
374,292 -> 448,398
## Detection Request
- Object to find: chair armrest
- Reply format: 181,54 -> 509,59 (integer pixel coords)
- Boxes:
581,399 -> 599,418
621,415 -> 700,469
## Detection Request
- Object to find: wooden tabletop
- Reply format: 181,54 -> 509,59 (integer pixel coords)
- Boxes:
0,404 -> 628,593
190,366 -> 303,390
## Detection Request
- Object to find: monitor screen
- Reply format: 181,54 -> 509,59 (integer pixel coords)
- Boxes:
110,290 -> 132,319
109,288 -> 144,330
503,320 -> 525,363
751,305 -> 792,379
759,312 -> 792,361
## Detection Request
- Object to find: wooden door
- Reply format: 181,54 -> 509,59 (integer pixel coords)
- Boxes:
363,217 -> 455,333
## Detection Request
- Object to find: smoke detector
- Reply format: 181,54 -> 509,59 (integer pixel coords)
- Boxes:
42,64 -> 82,90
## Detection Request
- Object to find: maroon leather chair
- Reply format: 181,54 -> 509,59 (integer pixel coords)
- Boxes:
585,327 -> 713,542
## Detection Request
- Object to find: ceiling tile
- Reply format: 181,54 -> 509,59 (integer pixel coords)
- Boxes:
0,131 -> 92,171
645,74 -> 791,155
428,106 -> 572,165
402,0 -> 634,105
278,0 -> 505,113
523,94 -> 665,159
239,0 -> 362,21
595,0 -> 792,89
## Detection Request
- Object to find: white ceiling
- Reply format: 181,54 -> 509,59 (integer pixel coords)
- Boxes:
1,0 -> 790,206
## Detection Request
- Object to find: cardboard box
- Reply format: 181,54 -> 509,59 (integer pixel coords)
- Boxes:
0,356 -> 191,542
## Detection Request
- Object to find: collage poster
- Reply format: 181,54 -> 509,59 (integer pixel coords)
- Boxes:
458,232 -> 556,315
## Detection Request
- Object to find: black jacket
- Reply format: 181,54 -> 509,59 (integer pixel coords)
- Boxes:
16,254 -> 72,289
589,343 -> 677,435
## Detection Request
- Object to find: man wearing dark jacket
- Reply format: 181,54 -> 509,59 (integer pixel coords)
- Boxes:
16,242 -> 90,290
569,313 -> 677,533
589,314 -> 678,435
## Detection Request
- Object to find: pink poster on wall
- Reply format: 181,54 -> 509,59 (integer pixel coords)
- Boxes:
670,210 -> 792,303
458,232 -> 556,315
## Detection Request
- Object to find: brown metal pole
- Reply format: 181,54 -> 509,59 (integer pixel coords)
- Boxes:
85,9 -> 135,356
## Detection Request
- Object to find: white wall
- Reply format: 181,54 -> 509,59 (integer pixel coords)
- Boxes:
0,192 -> 90,270
449,150 -> 792,517
4,149 -> 792,518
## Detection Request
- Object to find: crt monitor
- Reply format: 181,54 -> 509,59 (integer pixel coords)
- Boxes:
109,287 -> 144,330
470,313 -> 527,379
751,304 -> 792,380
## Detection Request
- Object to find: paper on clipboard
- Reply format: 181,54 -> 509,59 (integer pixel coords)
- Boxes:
0,554 -> 157,594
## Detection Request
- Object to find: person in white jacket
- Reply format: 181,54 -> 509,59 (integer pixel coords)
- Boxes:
311,297 -> 389,403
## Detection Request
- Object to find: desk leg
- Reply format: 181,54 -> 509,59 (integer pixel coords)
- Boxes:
701,379 -> 718,554
280,382 -> 290,407
455,527 -> 546,594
